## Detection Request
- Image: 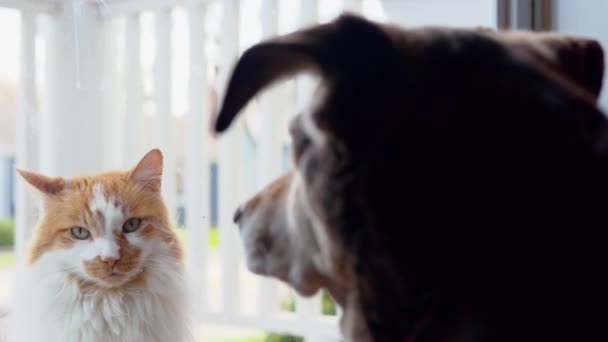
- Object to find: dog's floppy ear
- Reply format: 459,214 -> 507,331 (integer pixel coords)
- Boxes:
213,36 -> 319,133
214,13 -> 389,133
493,30 -> 605,100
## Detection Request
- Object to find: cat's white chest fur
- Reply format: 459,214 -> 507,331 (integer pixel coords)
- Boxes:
8,252 -> 191,342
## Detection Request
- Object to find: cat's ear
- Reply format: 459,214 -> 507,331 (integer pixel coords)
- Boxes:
130,149 -> 163,192
17,169 -> 66,195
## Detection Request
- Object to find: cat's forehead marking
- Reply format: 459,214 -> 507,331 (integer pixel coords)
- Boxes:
88,182 -> 125,235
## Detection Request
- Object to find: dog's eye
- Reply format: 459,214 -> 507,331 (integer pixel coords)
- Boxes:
289,116 -> 312,162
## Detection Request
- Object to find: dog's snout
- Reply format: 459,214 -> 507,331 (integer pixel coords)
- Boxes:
233,205 -> 244,225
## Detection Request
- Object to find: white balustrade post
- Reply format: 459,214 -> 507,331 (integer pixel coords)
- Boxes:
256,0 -> 283,316
185,2 -> 210,316
217,0 -> 241,316
154,9 -> 177,220
100,15 -> 124,169
258,0 -> 281,197
14,11 -> 37,261
123,13 -> 144,166
40,0 -> 107,177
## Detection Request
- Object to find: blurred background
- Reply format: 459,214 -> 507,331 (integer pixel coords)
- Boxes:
0,0 -> 606,341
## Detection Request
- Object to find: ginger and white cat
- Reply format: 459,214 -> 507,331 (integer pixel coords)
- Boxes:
8,149 -> 191,342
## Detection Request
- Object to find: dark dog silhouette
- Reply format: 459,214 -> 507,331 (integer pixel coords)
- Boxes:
215,14 -> 607,342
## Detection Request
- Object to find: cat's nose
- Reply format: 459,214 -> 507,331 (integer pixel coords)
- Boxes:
101,256 -> 119,266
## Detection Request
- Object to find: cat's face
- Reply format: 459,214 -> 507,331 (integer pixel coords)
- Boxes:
18,149 -> 182,288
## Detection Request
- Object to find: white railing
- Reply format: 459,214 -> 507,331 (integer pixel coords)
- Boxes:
6,0 -> 361,340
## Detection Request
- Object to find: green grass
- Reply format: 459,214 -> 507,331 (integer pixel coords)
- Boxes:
208,228 -> 219,248
280,288 -> 337,316
280,290 -> 297,312
0,218 -> 15,248
321,289 -> 337,315
177,227 -> 187,242
203,337 -> 264,342
263,334 -> 303,342
0,250 -> 15,268
177,227 -> 219,249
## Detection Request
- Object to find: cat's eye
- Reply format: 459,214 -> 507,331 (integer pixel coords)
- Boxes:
123,218 -> 142,233
71,227 -> 91,240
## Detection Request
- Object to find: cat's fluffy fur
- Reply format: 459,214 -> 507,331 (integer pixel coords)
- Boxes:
10,244 -> 188,342
8,149 -> 191,342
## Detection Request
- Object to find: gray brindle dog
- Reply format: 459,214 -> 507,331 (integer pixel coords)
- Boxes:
214,14 -> 606,342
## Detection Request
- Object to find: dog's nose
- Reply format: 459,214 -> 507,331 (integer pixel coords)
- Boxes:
233,205 -> 244,225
